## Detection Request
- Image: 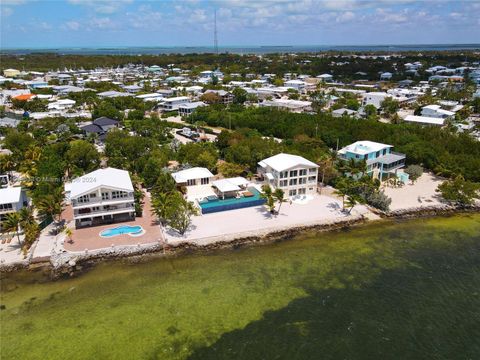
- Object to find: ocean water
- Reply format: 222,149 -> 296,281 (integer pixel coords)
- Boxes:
1,213 -> 480,359
2,44 -> 480,55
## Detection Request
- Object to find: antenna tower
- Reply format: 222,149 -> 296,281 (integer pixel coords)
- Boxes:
214,9 -> 218,55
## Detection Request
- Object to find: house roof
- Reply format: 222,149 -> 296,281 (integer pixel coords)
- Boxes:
80,123 -> 104,134
93,117 -> 118,127
212,179 -> 241,193
258,153 -> 318,172
70,167 -> 133,198
0,187 -> 22,205
404,115 -> 445,126
338,141 -> 392,155
172,167 -> 214,183
0,117 -> 21,127
13,94 -> 35,101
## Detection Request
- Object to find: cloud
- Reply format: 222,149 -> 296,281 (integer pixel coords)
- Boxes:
1,0 -> 26,5
64,20 -> 81,31
68,0 -> 133,14
336,11 -> 355,23
0,7 -> 14,17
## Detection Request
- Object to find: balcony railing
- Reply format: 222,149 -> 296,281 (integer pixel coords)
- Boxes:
72,195 -> 134,207
74,203 -> 135,216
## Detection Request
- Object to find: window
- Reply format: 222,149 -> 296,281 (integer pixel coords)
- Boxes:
298,178 -> 306,185
279,180 -> 288,187
77,195 -> 89,203
376,151 -> 380,157
201,177 -> 209,185
309,168 -> 317,174
102,192 -> 109,200
89,192 -> 97,198
289,179 -> 297,186
280,171 -> 288,179
364,154 -> 368,160
111,191 -> 128,199
298,188 -> 306,195
383,149 -> 387,155
289,189 -> 297,196
308,176 -> 316,182
299,169 -> 307,176
289,170 -> 298,177
187,179 -> 196,186
0,203 -> 13,211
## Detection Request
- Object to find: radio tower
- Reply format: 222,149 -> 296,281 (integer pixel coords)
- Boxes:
214,9 -> 218,55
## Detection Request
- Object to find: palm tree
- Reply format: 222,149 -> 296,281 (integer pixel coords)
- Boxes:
260,185 -> 276,214
273,188 -> 287,214
333,178 -> 351,211
18,207 -> 36,229
37,194 -> 63,224
151,192 -> 175,225
2,212 -> 22,245
345,194 -> 364,215
65,228 -> 73,243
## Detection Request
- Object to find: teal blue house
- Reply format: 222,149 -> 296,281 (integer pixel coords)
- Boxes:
338,141 -> 408,182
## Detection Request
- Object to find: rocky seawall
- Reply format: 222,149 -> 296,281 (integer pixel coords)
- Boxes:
45,214 -> 367,278
2,204 -> 479,277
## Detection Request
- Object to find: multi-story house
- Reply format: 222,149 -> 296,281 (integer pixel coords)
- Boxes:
337,141 -> 407,182
159,96 -> 190,111
258,153 -> 318,197
70,168 -> 135,228
421,105 -> 454,119
0,186 -> 27,231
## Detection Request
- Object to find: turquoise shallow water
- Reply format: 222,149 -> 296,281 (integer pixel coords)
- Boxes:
1,214 -> 480,359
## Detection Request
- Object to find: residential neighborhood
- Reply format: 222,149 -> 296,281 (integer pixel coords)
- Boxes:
1,50 -> 480,268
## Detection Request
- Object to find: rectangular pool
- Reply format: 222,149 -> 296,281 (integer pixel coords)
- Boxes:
199,187 -> 266,214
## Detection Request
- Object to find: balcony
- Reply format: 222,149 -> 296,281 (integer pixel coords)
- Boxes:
72,195 -> 134,208
73,203 -> 135,219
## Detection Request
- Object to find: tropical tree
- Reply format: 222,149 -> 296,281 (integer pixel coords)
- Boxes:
65,228 -> 73,243
437,176 -> 480,207
1,212 -> 22,244
333,178 -> 353,210
273,188 -> 288,214
151,192 -> 176,225
18,207 -> 35,229
260,184 -> 277,214
404,165 -> 423,184
345,194 -> 365,214
36,191 -> 63,224
166,192 -> 198,235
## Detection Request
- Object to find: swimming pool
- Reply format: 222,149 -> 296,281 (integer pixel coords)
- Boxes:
199,187 -> 266,214
100,225 -> 144,238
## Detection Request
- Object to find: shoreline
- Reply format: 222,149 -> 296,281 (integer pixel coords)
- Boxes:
1,204 -> 479,277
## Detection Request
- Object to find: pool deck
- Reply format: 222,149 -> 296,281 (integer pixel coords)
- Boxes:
165,194 -> 371,246
63,193 -> 163,252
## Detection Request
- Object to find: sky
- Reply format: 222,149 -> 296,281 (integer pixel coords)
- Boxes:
1,0 -> 479,48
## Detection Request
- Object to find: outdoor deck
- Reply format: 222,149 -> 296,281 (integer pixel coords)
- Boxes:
64,193 -> 163,252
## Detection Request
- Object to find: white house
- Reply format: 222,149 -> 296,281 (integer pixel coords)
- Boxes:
70,168 -> 135,228
317,74 -> 333,82
361,92 -> 392,109
0,187 -> 27,231
284,80 -> 306,91
47,99 -> 76,111
178,101 -> 206,117
380,72 -> 393,80
403,115 -> 445,126
159,96 -> 190,111
421,105 -> 454,119
172,167 -> 214,187
257,153 -> 318,197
